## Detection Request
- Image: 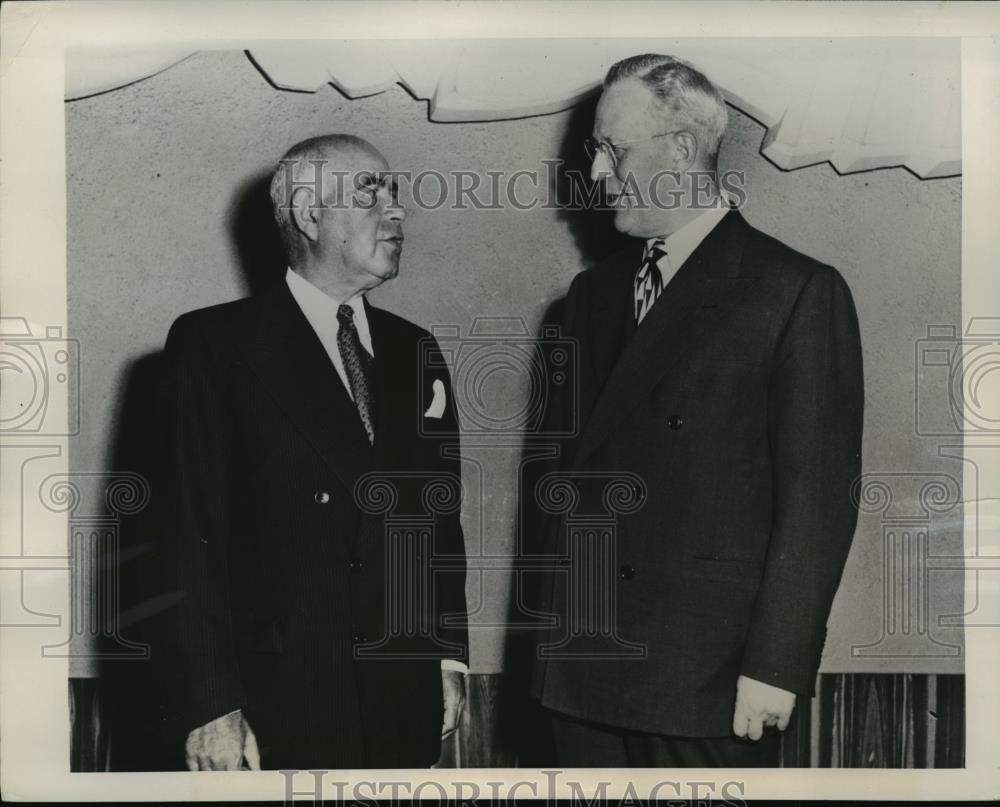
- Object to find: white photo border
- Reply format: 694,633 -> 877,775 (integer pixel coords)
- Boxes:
1,0 -> 997,801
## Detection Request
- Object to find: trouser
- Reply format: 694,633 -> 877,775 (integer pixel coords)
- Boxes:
549,710 -> 781,767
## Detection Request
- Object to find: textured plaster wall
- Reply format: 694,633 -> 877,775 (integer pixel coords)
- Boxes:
67,50 -> 963,677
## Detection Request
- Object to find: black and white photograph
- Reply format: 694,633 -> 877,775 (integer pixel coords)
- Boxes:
0,2 -> 997,802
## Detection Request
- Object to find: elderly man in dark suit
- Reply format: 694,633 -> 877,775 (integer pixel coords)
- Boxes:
155,135 -> 468,770
526,54 -> 864,767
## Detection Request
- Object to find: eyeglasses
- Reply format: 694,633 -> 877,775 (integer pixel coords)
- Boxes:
583,130 -> 684,168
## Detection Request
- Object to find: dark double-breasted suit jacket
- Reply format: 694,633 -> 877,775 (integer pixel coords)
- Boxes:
528,210 -> 864,738
153,282 -> 468,769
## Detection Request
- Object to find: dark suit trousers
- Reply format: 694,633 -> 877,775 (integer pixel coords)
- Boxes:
549,711 -> 780,767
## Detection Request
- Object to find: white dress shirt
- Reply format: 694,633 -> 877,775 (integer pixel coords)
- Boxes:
644,199 -> 732,286
285,268 -> 372,398
285,267 -> 468,676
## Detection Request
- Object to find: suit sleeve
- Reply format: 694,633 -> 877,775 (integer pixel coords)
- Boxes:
156,316 -> 245,733
423,337 -> 470,667
740,266 -> 864,695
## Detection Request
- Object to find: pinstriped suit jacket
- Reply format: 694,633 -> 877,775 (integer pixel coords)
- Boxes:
155,282 -> 468,769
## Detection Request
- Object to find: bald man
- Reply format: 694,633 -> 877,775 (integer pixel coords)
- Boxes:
154,136 -> 469,770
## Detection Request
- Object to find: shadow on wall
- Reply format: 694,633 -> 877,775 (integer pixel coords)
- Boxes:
551,93 -> 629,269
492,95 -> 633,767
492,293 -> 567,768
98,349 -> 179,770
228,169 -> 287,296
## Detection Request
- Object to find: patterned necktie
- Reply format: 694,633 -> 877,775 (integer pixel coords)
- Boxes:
336,304 -> 376,444
634,239 -> 667,326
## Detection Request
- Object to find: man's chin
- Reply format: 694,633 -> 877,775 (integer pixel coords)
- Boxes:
613,209 -> 636,235
614,211 -> 663,240
374,261 -> 400,282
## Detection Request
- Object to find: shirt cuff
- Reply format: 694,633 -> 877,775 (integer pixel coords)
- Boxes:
441,659 -> 469,674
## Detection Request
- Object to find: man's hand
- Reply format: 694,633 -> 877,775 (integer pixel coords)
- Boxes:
185,709 -> 261,771
732,675 -> 796,741
441,669 -> 466,740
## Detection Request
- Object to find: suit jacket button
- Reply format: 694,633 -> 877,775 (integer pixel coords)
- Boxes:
619,564 -> 636,580
668,415 -> 684,430
314,491 -> 331,504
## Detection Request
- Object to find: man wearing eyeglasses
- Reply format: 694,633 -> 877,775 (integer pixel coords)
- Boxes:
154,135 -> 469,770
527,55 -> 864,767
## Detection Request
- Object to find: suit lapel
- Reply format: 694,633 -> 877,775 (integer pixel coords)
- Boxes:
571,211 -> 750,469
238,284 -> 372,493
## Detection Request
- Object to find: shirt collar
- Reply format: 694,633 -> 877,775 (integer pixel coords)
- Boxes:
285,267 -> 371,351
285,266 -> 364,308
645,197 -> 732,270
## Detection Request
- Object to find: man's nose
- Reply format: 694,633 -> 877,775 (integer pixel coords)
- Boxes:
590,150 -> 614,184
385,201 -> 405,223
381,188 -> 405,222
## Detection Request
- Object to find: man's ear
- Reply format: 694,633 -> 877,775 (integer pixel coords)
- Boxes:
672,131 -> 699,172
289,186 -> 321,243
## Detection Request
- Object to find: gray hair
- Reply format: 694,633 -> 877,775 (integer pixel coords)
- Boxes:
269,134 -> 369,260
604,54 -> 729,170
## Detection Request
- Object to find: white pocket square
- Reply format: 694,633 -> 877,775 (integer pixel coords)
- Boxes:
424,378 -> 446,419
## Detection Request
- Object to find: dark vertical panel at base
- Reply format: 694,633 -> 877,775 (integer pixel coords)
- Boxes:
447,673 -> 519,767
912,673 -> 929,766
451,672 -> 964,769
817,670 -> 836,766
75,672 -> 964,770
779,686 -> 813,767
934,673 -> 965,768
70,678 -> 109,772
782,673 -> 964,768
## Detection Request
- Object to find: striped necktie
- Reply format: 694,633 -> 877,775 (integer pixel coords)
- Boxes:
634,239 -> 667,326
336,304 -> 376,444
